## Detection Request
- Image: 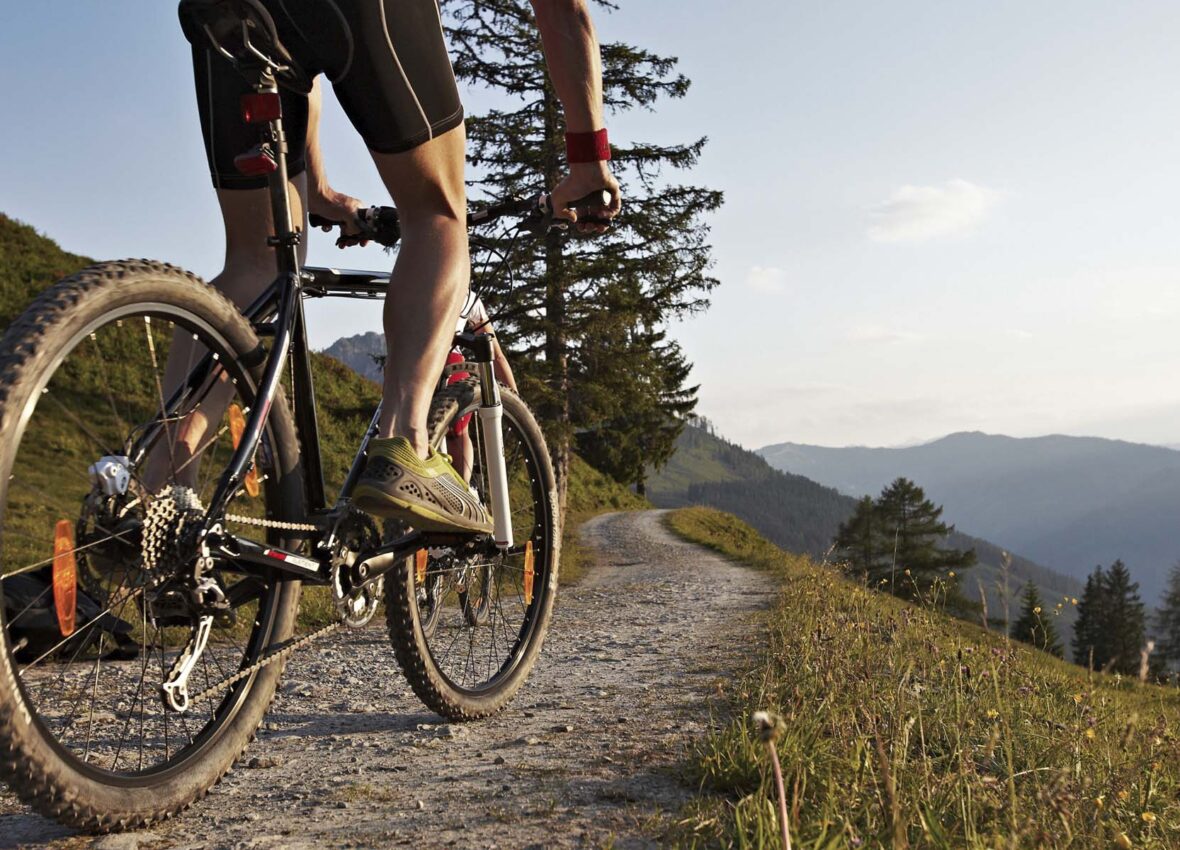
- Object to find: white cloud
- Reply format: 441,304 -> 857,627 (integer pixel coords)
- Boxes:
746,265 -> 788,293
867,179 -> 999,243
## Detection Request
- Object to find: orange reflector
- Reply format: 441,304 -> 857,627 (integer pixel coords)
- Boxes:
52,520 -> 77,637
415,549 -> 428,585
227,404 -> 260,498
523,540 -> 535,606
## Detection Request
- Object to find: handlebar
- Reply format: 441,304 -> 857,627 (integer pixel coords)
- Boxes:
308,189 -> 614,250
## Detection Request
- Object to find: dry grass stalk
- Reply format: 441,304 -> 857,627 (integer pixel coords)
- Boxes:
752,711 -> 792,850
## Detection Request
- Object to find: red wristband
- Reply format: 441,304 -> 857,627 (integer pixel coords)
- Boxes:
565,129 -> 611,164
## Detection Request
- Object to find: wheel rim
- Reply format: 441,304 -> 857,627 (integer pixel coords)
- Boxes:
0,303 -> 285,781
414,396 -> 553,695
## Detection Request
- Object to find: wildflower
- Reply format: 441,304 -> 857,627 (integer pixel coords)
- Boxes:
1142,812 -> 1156,824
1115,833 -> 1132,849
904,569 -> 911,576
1096,795 -> 1105,810
948,571 -> 956,578
986,709 -> 999,720
1118,790 -> 1131,802
1034,606 -> 1042,614
1071,598 -> 1078,605
1085,728 -> 1096,740
1073,693 -> 1084,704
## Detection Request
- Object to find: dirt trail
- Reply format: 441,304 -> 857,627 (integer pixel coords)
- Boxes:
1,510 -> 773,850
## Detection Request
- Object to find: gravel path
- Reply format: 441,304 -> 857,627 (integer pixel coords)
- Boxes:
1,510 -> 773,850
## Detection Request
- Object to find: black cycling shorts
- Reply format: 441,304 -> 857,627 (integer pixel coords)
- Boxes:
191,0 -> 464,190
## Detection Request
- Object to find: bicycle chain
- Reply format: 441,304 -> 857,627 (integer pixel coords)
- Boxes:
186,619 -> 342,707
224,512 -> 318,532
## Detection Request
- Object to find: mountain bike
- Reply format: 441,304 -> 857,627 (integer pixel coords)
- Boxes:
0,0 -> 607,831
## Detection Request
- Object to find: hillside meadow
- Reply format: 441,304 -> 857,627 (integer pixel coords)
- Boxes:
666,507 -> 1180,850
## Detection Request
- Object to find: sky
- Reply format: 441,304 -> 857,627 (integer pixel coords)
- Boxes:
4,1 -> 1180,450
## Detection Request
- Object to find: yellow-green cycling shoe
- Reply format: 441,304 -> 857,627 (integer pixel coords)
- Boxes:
352,436 -> 493,534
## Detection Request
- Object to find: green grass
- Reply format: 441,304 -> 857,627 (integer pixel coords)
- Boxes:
665,506 -> 1180,850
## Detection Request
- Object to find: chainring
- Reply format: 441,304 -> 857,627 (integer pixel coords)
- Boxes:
330,509 -> 383,628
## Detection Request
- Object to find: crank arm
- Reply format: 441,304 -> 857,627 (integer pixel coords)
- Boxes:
216,534 -> 330,584
161,614 -> 214,714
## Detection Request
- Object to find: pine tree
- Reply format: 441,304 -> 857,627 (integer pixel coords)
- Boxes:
1072,566 -> 1108,668
574,325 -> 697,494
1010,581 -> 1063,657
832,479 -> 974,601
1103,560 -> 1147,676
1154,562 -> 1180,671
872,478 -> 976,600
833,496 -> 881,582
444,0 -> 722,513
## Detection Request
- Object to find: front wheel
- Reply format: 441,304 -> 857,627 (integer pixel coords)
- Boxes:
385,382 -> 559,720
0,261 -> 304,830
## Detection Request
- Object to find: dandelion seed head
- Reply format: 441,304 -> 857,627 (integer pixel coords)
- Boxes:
752,710 -> 785,743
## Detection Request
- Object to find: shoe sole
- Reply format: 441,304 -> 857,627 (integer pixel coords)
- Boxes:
352,483 -> 493,535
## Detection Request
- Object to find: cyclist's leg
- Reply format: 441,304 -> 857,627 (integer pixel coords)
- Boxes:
371,128 -> 469,454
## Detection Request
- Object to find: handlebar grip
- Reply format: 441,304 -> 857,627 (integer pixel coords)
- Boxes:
565,189 -> 613,209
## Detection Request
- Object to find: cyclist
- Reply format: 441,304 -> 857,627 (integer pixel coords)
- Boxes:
182,0 -> 621,534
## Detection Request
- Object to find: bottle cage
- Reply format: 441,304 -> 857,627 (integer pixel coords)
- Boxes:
177,0 -> 312,93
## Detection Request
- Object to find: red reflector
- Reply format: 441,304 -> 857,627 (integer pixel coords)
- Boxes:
234,147 -> 278,176
241,92 -> 282,124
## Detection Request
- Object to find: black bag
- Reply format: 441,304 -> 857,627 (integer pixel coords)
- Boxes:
3,567 -> 138,663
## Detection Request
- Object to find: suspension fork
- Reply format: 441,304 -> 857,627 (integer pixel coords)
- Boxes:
470,334 -> 514,550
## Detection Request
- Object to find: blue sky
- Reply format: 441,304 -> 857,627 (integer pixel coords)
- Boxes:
4,2 -> 1180,449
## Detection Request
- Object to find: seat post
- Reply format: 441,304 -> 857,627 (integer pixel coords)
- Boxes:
256,68 -> 301,278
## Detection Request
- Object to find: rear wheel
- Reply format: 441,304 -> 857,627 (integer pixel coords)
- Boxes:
0,261 -> 304,830
385,381 -> 559,720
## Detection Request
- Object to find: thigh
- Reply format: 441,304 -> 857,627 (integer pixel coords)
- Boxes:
290,0 -> 465,155
190,46 -> 311,189
370,124 -> 466,221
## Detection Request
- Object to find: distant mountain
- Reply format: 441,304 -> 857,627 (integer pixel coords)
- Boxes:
321,331 -> 385,382
650,423 -> 1082,637
759,432 -> 1180,604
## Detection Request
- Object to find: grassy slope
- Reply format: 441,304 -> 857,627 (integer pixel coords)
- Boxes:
650,423 -> 1083,641
665,507 -> 1180,849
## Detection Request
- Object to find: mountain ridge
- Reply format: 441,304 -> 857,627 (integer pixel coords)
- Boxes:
648,422 -> 1082,638
759,431 -> 1180,603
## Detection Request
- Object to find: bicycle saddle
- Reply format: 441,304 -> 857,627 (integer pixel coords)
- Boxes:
178,0 -> 312,94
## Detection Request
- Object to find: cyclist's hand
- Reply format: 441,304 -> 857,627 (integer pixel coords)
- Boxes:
309,189 -> 368,246
551,162 -> 621,235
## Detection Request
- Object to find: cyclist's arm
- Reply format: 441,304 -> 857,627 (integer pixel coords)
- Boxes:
305,78 -> 364,232
529,0 -> 621,224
